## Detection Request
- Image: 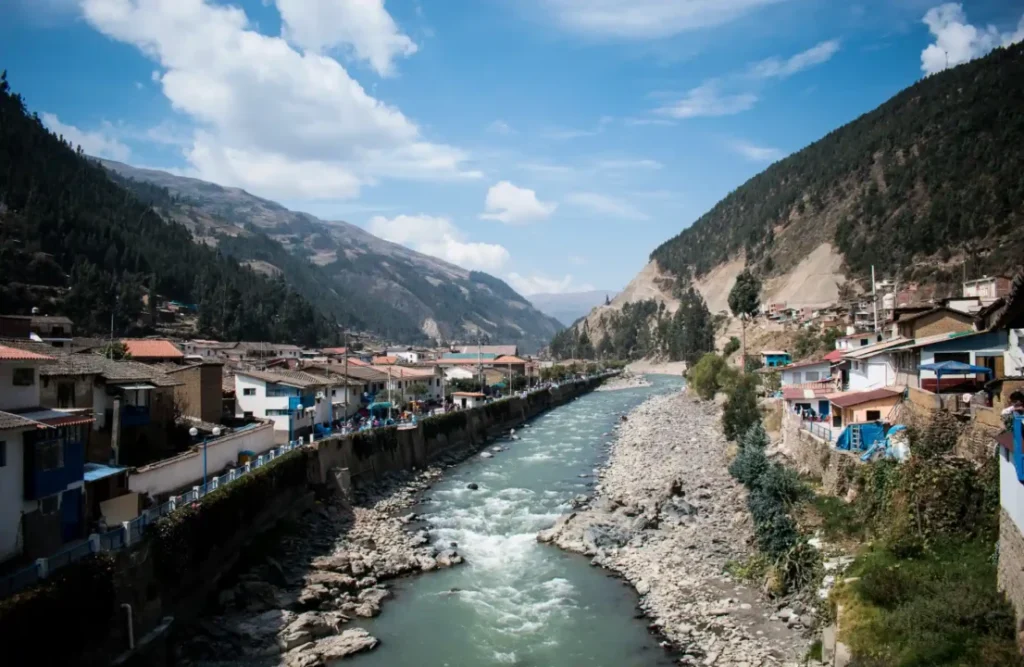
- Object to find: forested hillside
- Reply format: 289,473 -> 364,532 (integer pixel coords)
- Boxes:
0,72 -> 334,345
651,42 -> 1024,288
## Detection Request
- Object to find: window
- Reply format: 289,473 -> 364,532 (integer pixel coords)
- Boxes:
36,440 -> 64,470
805,371 -> 820,382
0,441 -> 5,467
865,410 -> 881,421
331,389 -> 337,397
266,409 -> 293,416
57,381 -> 76,408
243,388 -> 256,396
40,494 -> 60,515
790,371 -> 802,384
12,368 -> 34,386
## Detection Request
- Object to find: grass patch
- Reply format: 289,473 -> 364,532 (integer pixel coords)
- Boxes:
805,639 -> 823,663
835,540 -> 1023,667
724,553 -> 769,583
802,494 -> 865,543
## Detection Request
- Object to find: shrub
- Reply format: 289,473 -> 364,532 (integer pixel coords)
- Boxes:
151,448 -> 310,589
422,411 -> 467,440
729,423 -> 769,485
723,336 -> 741,356
722,374 -> 760,441
352,426 -> 398,459
914,410 -> 962,459
686,353 -> 735,400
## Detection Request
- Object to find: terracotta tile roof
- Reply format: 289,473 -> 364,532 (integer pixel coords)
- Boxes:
122,339 -> 184,360
235,369 -> 327,389
823,349 -> 844,362
0,344 -> 55,361
372,356 -> 399,365
830,388 -> 903,409
494,355 -> 527,364
453,391 -> 485,397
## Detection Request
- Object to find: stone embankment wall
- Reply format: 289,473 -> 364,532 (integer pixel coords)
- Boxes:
998,508 -> 1024,646
0,379 -> 604,667
778,409 -> 861,496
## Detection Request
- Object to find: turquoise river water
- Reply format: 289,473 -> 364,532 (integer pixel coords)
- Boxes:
347,375 -> 685,667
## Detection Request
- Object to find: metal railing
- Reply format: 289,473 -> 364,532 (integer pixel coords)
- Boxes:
801,419 -> 833,442
0,439 -> 306,600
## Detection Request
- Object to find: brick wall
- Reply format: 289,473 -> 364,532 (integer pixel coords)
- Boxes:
170,364 -> 223,424
999,509 -> 1024,645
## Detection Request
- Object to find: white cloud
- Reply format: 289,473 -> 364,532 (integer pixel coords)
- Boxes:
368,214 -> 510,271
41,113 -> 131,161
480,181 -> 557,224
565,192 -> 649,221
539,0 -> 788,39
506,272 -> 594,296
488,120 -> 514,135
274,0 -> 417,77
79,0 -> 476,201
750,40 -> 841,79
727,139 -> 785,163
656,81 -> 757,119
595,158 -> 662,170
623,117 -> 676,127
920,3 -> 1024,75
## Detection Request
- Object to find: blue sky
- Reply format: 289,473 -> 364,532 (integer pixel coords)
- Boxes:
3,1 -> 1023,296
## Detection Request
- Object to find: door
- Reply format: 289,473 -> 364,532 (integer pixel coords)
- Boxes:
60,487 -> 83,543
818,400 -> 830,418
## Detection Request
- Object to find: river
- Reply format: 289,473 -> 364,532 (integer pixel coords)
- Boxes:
347,374 -> 685,667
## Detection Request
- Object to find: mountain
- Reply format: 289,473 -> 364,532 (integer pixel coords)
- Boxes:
0,73 -> 333,346
97,159 -> 563,351
529,290 -> 617,326
562,42 -> 1024,356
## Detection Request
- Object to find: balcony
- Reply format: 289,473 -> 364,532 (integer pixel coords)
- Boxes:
120,404 -> 151,427
24,440 -> 85,500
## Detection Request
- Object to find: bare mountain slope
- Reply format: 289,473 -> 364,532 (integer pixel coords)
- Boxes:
99,159 -> 561,350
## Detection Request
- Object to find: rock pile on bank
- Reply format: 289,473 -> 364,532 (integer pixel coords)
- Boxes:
595,372 -> 652,392
177,466 -> 465,666
540,391 -> 808,666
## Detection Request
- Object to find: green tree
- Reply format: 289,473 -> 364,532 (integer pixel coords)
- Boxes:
723,336 -> 741,356
722,375 -> 760,441
728,269 -> 761,373
686,353 -> 737,400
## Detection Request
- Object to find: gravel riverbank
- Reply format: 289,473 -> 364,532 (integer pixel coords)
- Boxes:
596,372 -> 652,392
540,391 -> 809,666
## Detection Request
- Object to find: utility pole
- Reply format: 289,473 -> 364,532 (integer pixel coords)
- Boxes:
871,265 -> 878,333
476,331 -> 483,393
343,328 -> 349,419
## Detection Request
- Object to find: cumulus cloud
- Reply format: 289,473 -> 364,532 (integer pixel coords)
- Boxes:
41,112 -> 131,161
368,214 -> 510,271
565,192 -> 649,221
655,81 -> 758,119
750,40 -> 841,79
920,3 -> 1024,75
539,0 -> 788,39
727,139 -> 785,163
78,0 -> 476,201
274,0 -> 417,77
480,181 -> 557,224
505,272 -> 594,296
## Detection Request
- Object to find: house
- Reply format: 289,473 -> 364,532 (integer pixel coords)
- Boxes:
456,344 -> 518,357
835,332 -> 885,351
895,306 -> 975,340
453,391 -> 485,409
779,358 -> 833,387
992,269 -> 1024,634
892,330 -> 1008,392
0,344 -> 94,563
180,339 -> 235,360
443,366 -> 476,382
163,360 -> 224,424
234,370 -> 328,444
963,275 -> 1011,304
842,337 -> 911,391
494,355 -> 528,377
386,349 -> 420,364
122,338 -> 184,363
782,386 -> 834,421
300,366 -> 364,419
0,314 -> 74,348
760,350 -> 792,368
829,388 -> 903,431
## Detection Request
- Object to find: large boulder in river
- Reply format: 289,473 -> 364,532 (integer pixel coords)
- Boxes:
283,628 -> 379,667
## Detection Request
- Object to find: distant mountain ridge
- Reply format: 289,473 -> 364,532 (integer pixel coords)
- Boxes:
98,159 -> 562,351
529,290 -> 617,327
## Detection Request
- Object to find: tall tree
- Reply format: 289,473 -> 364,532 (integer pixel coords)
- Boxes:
728,269 -> 761,373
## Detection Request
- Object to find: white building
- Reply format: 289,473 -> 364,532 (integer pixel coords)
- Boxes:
453,391 -> 485,409
0,344 -> 92,564
387,349 -> 420,364
234,370 -> 328,444
842,338 -> 908,391
835,332 -> 885,351
780,359 -> 833,387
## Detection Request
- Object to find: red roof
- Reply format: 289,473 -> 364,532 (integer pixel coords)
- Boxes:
322,347 -> 348,355
0,344 -> 55,361
494,355 -> 527,364
830,388 -> 903,409
453,391 -> 485,397
122,339 -> 184,360
823,349 -> 844,362
372,355 -> 398,365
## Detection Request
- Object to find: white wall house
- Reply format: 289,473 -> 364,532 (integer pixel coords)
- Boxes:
388,350 -> 420,364
453,392 -> 485,409
835,332 -> 884,351
780,361 -> 832,386
235,371 -> 324,444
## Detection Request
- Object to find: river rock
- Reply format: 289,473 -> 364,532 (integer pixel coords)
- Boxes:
283,628 -> 379,666
582,524 -> 629,552
310,553 -> 350,573
305,571 -> 356,591
436,548 -> 463,567
467,482 -> 480,490
276,611 -> 345,652
480,452 -> 493,459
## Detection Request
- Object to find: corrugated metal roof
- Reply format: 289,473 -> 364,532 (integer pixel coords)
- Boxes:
842,337 -> 912,360
830,388 -> 903,408
0,410 -> 41,431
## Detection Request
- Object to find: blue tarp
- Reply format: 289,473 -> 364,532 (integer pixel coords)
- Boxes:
836,422 -> 886,452
918,361 -> 994,376
83,462 -> 126,483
